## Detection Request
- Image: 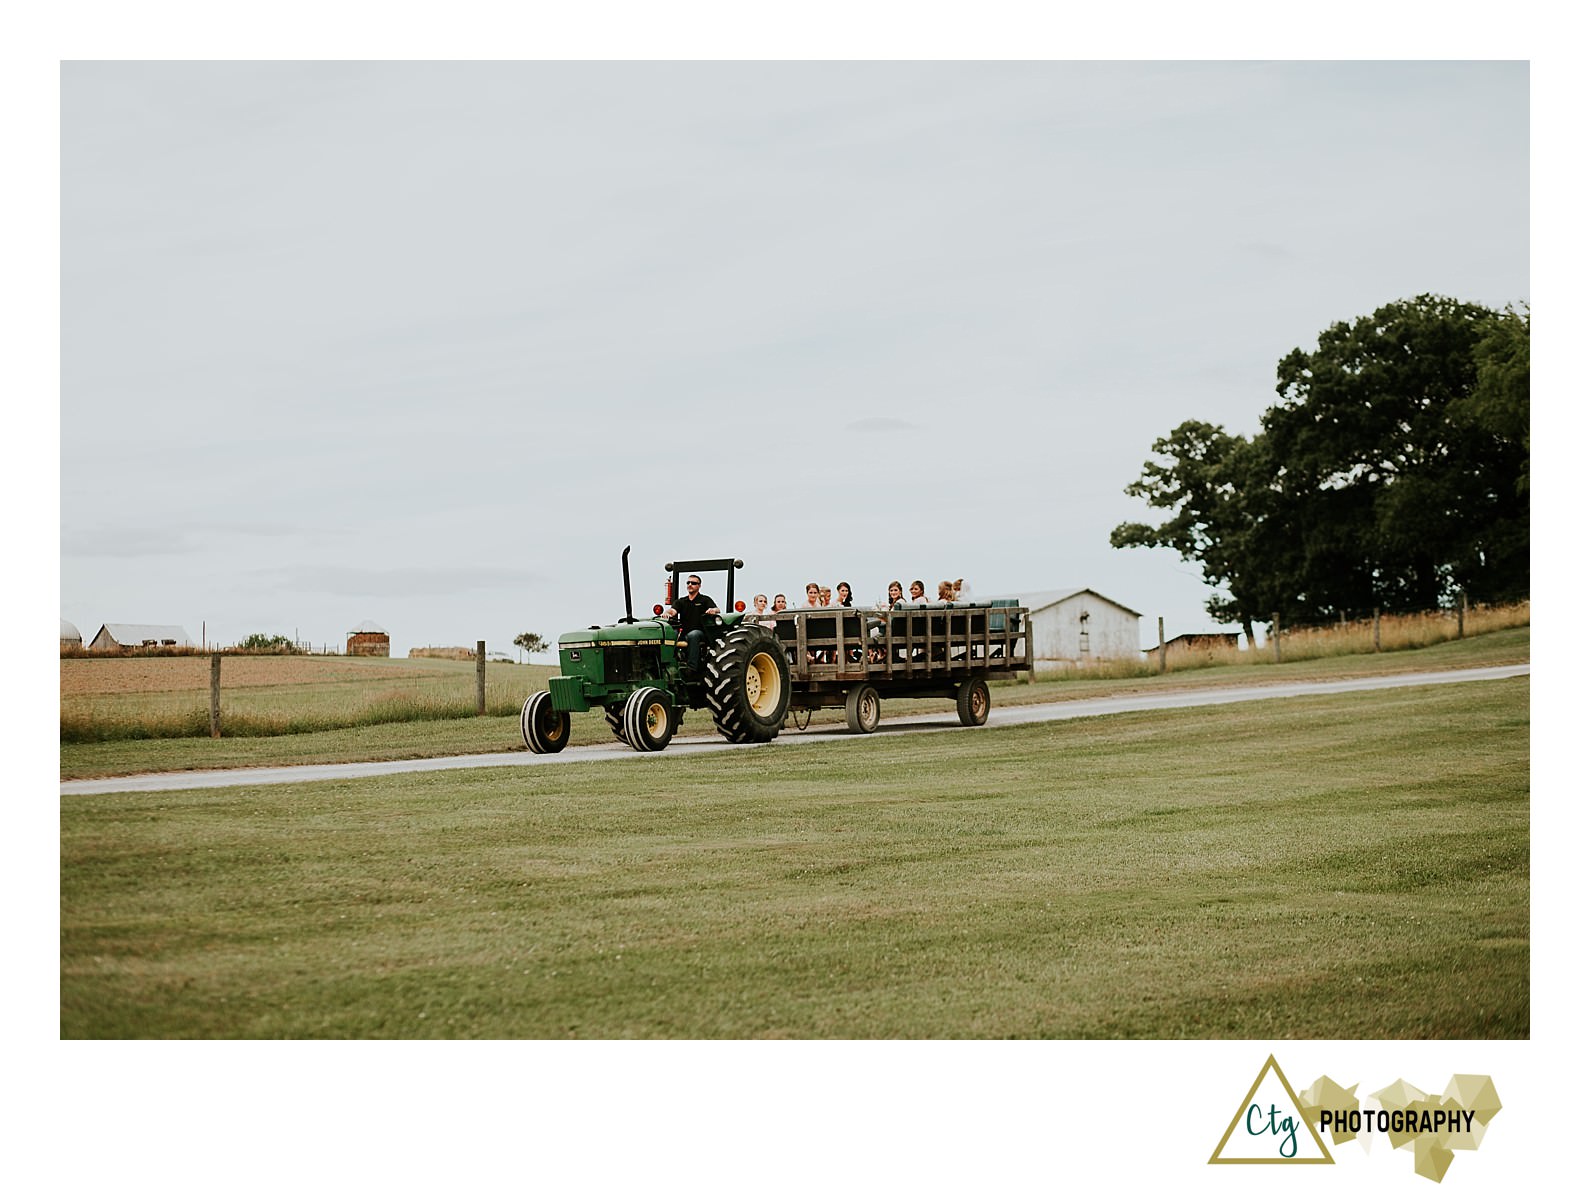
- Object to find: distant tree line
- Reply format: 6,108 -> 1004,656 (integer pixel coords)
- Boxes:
1111,295 -> 1529,643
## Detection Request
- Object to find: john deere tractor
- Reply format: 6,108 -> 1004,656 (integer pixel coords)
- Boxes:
520,548 -> 791,754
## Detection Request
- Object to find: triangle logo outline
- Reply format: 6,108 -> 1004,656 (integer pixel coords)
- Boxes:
1209,1053 -> 1336,1165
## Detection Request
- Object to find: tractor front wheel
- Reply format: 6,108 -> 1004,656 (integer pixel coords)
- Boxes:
624,687 -> 676,752
521,691 -> 571,754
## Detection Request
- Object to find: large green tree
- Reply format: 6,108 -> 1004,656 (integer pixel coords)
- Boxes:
1114,295 -> 1529,630
1452,304 -> 1530,599
1266,294 -> 1528,614
1110,420 -> 1286,644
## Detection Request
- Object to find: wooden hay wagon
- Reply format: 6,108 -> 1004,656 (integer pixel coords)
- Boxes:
766,602 -> 1032,733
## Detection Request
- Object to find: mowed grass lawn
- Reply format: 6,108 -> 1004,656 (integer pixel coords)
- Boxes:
60,677 -> 1528,1039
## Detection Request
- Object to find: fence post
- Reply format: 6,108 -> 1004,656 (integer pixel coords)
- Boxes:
476,640 -> 487,715
1271,612 -> 1281,663
1157,617 -> 1166,673
1456,591 -> 1466,638
1373,607 -> 1381,652
209,653 -> 221,738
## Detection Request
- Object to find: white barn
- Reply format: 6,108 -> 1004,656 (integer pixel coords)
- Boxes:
89,624 -> 194,651
61,618 -> 83,649
999,588 -> 1142,665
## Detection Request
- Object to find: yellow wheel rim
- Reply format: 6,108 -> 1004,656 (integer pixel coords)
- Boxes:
747,651 -> 782,718
644,701 -> 669,739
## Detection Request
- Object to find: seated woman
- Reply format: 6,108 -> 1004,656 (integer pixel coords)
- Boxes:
801,581 -> 829,662
749,593 -> 775,628
867,581 -> 902,662
833,581 -> 866,661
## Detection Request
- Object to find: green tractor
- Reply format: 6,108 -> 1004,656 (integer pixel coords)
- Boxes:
520,548 -> 791,754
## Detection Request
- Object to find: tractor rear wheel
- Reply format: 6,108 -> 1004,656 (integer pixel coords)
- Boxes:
955,678 -> 990,727
705,624 -> 790,744
844,684 -> 881,734
521,691 -> 571,754
624,687 -> 675,752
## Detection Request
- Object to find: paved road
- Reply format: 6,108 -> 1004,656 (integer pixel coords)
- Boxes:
61,664 -> 1528,796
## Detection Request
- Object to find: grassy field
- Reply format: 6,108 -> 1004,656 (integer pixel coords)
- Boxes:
60,655 -> 553,742
60,675 -> 1528,1038
59,627 -> 1530,780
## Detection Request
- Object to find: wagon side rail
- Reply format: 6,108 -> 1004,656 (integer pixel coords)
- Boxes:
767,603 -> 1031,690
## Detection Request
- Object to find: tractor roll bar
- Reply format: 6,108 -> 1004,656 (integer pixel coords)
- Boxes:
665,558 -> 744,615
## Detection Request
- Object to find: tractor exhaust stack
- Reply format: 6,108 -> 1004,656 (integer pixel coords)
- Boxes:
620,545 -> 636,624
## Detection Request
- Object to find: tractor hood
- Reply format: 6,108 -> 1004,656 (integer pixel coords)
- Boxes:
559,621 -> 676,648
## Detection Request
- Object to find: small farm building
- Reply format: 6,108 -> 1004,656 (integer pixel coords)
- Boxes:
89,624 -> 194,651
1002,588 -> 1142,665
1152,632 -> 1240,655
61,618 -> 83,649
347,621 -> 390,657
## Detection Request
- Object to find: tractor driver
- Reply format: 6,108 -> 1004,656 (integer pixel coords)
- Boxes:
666,573 -> 720,672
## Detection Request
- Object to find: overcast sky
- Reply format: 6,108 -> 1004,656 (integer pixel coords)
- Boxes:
60,61 -> 1529,656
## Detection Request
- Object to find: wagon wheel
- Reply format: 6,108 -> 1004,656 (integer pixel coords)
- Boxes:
844,684 -> 881,734
955,678 -> 990,727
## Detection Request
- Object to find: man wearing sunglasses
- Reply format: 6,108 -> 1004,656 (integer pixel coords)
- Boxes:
666,574 -> 720,672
